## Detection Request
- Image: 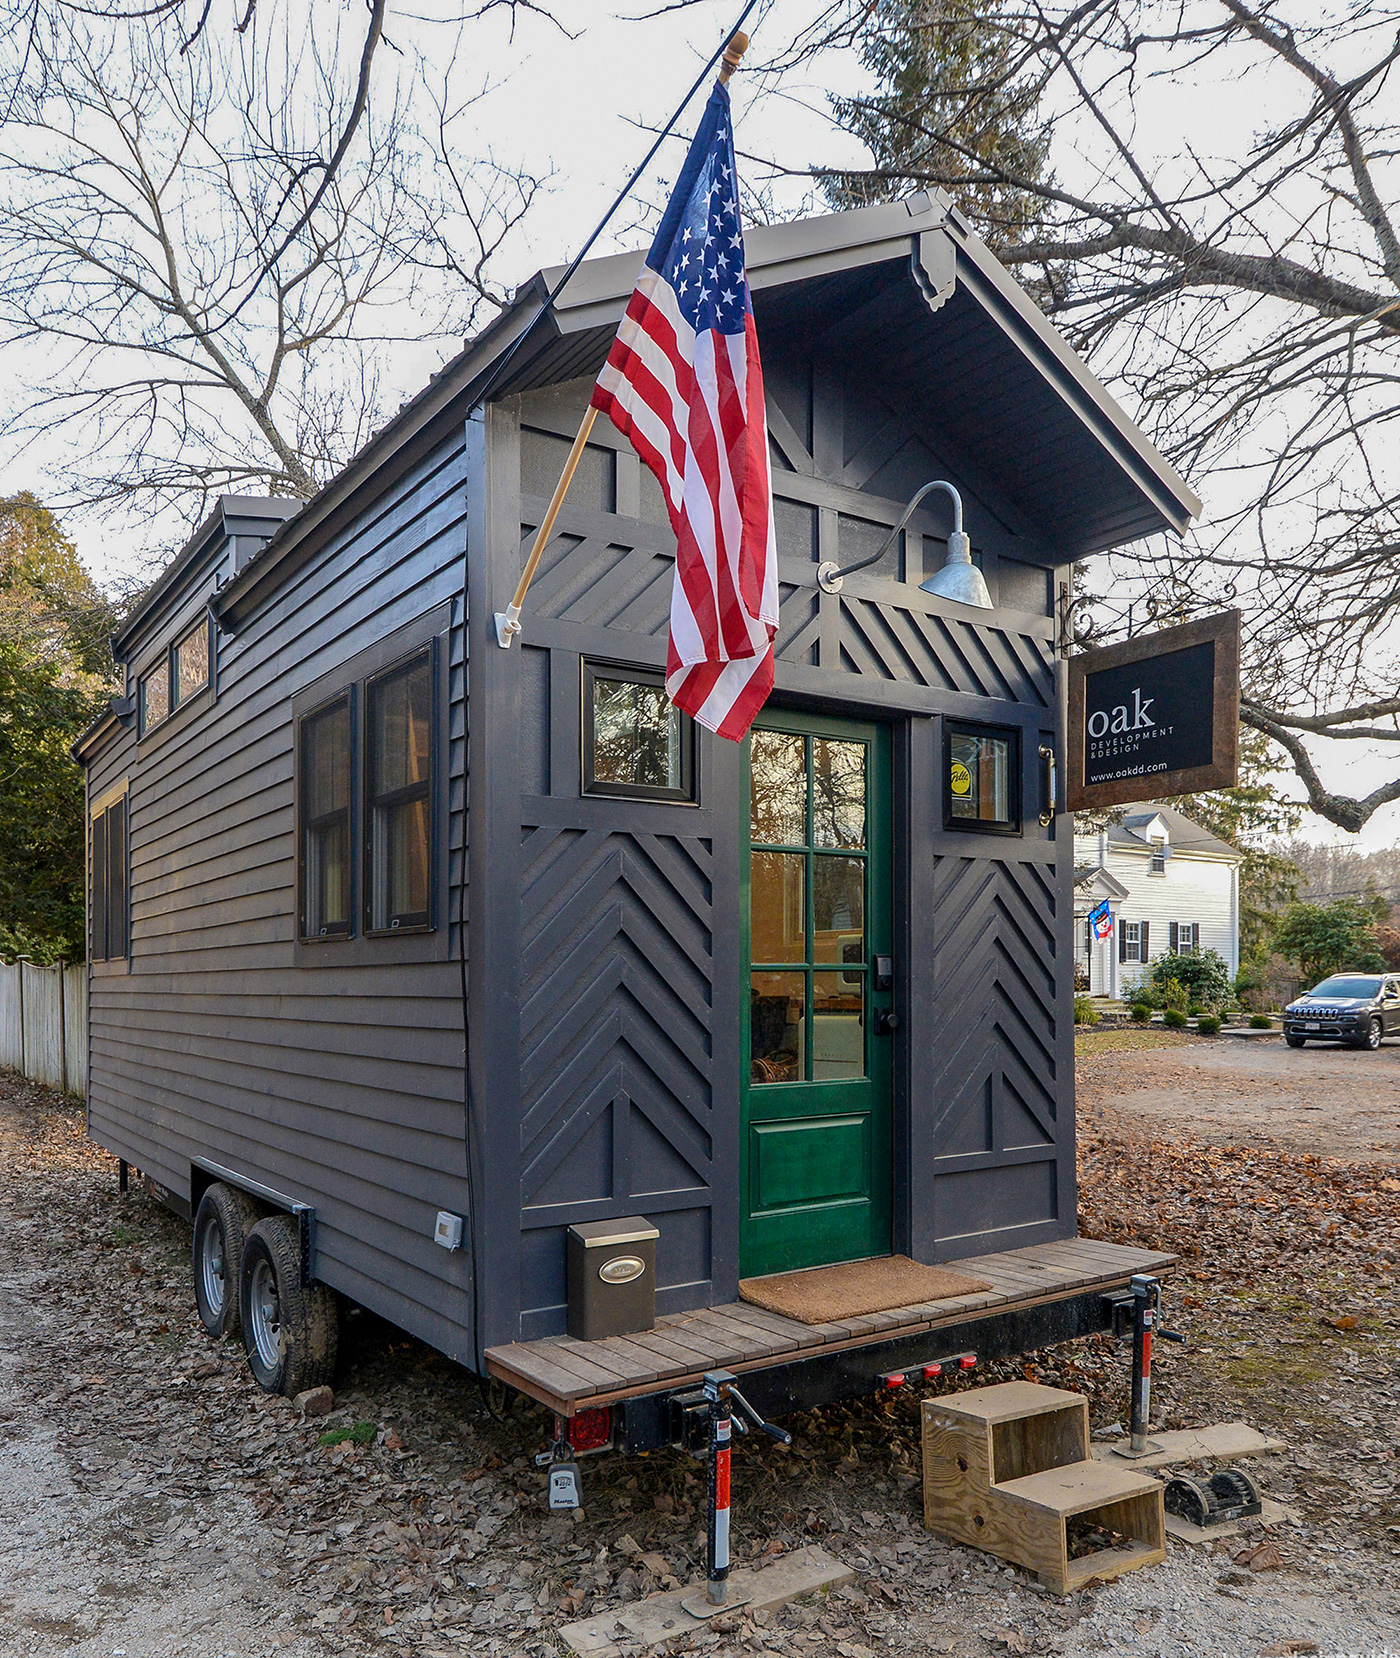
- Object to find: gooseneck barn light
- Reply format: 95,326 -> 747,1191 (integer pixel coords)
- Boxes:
816,479 -> 993,609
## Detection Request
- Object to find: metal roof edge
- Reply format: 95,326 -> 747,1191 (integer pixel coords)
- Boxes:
71,704 -> 121,764
942,208 -> 1201,536
113,496 -> 301,657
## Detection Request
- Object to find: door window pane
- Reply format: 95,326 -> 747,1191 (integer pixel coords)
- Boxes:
813,855 -> 865,965
750,730 -> 805,844
947,724 -> 1019,830
751,971 -> 804,1084
813,971 -> 865,1080
750,852 -> 805,962
175,620 -> 209,702
367,655 -> 433,931
301,697 -> 351,937
140,659 -> 170,731
812,739 -> 865,847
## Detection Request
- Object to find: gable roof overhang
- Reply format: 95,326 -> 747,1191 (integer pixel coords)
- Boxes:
209,192 -> 1199,632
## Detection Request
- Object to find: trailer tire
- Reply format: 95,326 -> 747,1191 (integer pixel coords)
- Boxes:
192,1183 -> 261,1340
239,1215 -> 339,1397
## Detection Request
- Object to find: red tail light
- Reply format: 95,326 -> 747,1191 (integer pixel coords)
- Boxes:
922,1363 -> 943,1379
958,1355 -> 977,1371
884,1373 -> 906,1390
566,1406 -> 613,1453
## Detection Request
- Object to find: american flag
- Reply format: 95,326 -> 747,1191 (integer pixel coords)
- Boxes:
591,82 -> 777,741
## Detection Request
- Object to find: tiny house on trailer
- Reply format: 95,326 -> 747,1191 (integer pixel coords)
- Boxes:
76,193 -> 1195,1444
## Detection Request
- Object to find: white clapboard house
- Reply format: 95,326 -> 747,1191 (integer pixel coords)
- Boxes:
1073,805 -> 1241,999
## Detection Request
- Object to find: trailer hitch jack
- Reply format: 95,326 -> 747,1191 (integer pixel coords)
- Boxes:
1108,1274 -> 1184,1459
674,1369 -> 791,1615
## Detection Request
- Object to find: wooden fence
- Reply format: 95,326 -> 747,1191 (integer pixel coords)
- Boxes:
0,960 -> 86,1098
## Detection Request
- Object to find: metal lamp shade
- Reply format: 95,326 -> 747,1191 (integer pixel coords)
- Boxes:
919,530 -> 993,609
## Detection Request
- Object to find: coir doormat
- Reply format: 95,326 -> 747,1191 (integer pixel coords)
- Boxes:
739,1255 -> 993,1324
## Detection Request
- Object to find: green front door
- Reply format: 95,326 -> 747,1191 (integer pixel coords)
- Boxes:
740,712 -> 893,1279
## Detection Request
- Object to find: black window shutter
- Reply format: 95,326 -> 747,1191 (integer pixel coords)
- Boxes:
1119,923 -> 1128,963
1169,921 -> 1179,954
1140,921 -> 1149,963
91,809 -> 108,962
106,799 -> 128,959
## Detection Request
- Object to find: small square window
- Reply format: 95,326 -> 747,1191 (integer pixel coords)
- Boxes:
945,721 -> 1020,834
583,663 -> 695,802
140,659 -> 170,732
175,619 -> 210,702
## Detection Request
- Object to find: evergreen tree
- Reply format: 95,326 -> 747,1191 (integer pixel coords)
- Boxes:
824,0 -> 1051,247
0,494 -> 120,961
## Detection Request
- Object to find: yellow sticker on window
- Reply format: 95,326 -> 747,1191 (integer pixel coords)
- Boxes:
950,760 -> 972,797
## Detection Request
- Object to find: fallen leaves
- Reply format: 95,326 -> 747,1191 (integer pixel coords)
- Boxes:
1234,1540 -> 1285,1572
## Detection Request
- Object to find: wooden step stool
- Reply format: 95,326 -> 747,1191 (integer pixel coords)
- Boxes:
922,1382 -> 1165,1594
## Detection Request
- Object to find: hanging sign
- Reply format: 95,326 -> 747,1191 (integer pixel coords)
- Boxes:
1088,899 -> 1113,942
1067,610 -> 1239,812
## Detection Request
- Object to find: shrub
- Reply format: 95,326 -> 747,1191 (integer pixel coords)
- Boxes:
1160,975 -> 1190,1013
1130,1001 -> 1153,1023
1073,995 -> 1099,1025
1249,1013 -> 1273,1030
1162,1008 -> 1189,1029
1188,1002 -> 1205,1018
1148,947 -> 1232,1011
1196,1014 -> 1222,1035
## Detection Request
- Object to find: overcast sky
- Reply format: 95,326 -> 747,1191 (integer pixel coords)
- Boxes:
2,0 -> 1394,848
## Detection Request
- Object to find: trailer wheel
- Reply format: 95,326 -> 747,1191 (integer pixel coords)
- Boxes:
192,1183 -> 261,1340
239,1215 -> 339,1396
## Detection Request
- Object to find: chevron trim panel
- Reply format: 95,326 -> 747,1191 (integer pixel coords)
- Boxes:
518,825 -> 715,1213
927,856 -> 1063,1173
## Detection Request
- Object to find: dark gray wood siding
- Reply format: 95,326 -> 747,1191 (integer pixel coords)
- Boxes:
85,430 -> 475,1364
468,339 -> 1075,1349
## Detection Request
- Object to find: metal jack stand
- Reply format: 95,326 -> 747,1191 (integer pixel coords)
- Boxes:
677,1369 -> 791,1618
1110,1274 -> 1184,1459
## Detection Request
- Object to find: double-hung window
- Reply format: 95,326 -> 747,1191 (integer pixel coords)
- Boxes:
90,793 -> 129,962
1119,920 -> 1148,964
1149,838 -> 1167,875
365,653 -> 433,932
296,643 -> 437,944
300,697 -> 352,938
1169,920 -> 1198,954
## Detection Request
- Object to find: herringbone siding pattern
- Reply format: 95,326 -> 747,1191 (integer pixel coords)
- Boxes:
928,856 -> 1061,1163
518,825 -> 715,1212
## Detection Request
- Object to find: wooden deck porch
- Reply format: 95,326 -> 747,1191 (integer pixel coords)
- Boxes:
486,1238 -> 1175,1414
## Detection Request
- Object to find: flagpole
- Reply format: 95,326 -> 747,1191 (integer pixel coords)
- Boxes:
494,30 -> 751,650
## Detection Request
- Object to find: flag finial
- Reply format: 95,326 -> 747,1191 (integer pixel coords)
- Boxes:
719,32 -> 749,84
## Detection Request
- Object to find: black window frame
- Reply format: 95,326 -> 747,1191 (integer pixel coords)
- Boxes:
138,612 -> 213,736
943,719 -> 1022,836
297,690 -> 355,942
90,792 -> 129,963
363,647 -> 436,936
581,660 -> 697,804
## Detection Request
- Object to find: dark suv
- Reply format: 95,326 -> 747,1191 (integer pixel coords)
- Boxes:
1283,973 -> 1400,1050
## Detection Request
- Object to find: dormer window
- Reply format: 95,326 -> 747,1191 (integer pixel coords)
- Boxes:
139,615 -> 212,734
1149,838 -> 1166,875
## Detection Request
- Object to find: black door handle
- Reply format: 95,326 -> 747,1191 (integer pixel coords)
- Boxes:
874,1008 -> 899,1036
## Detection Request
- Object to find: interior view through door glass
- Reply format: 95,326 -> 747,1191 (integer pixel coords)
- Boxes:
749,731 -> 868,1083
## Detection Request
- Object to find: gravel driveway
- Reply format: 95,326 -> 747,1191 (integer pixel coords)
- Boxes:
1078,1027 -> 1400,1160
2,1042 -> 1398,1658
